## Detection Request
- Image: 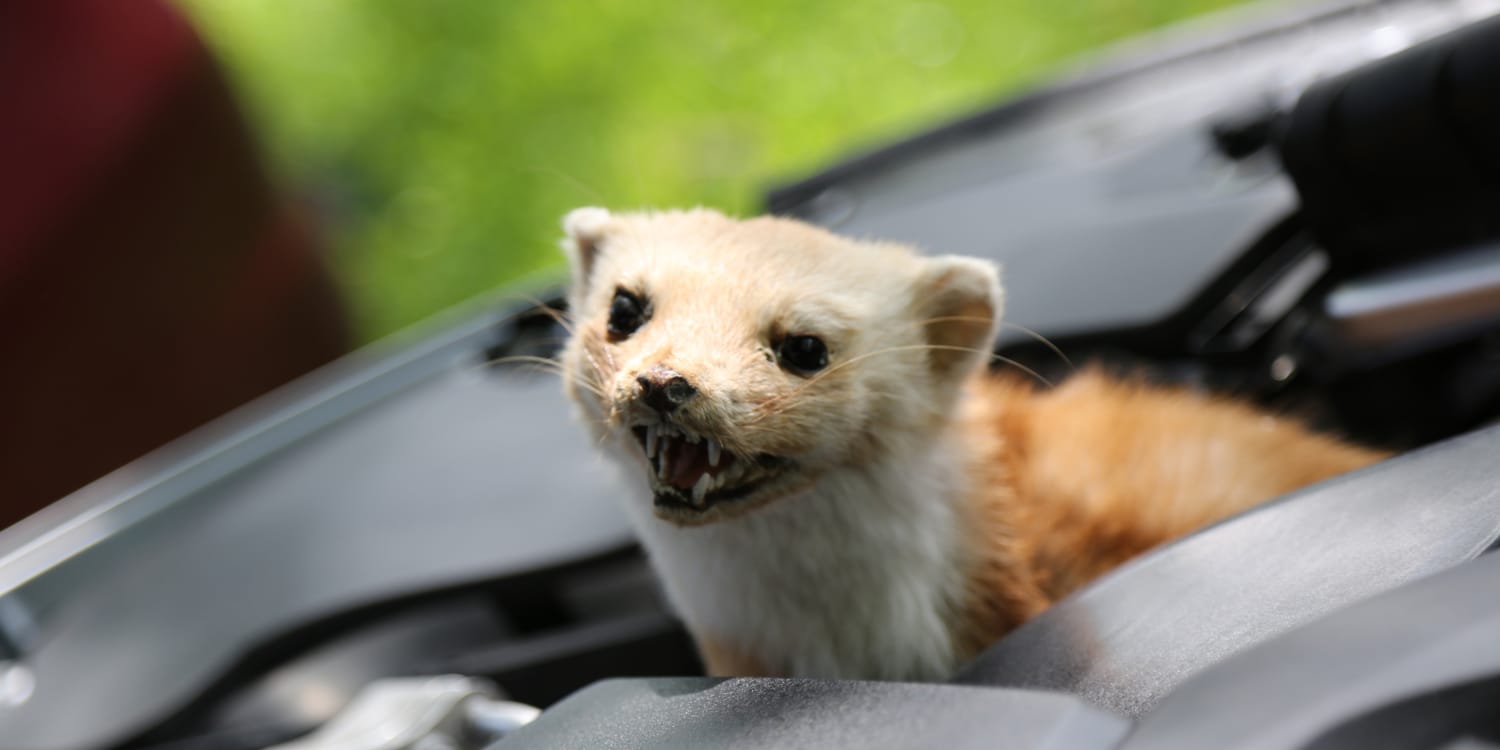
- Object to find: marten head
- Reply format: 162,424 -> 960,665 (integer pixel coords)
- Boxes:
559,207 -> 1001,526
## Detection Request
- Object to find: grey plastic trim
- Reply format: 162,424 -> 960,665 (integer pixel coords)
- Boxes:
0,285 -> 550,599
1324,241 -> 1500,353
1122,551 -> 1500,750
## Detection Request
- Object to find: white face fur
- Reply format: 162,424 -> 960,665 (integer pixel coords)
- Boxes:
559,207 -> 1002,526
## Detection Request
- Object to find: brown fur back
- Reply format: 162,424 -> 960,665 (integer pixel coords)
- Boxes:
953,368 -> 1388,654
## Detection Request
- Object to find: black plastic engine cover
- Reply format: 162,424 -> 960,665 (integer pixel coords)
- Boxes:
1278,13 -> 1500,268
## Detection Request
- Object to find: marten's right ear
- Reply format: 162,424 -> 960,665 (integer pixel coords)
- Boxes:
560,206 -> 613,294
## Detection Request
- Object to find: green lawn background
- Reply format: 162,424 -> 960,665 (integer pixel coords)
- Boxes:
179,0 -> 1246,342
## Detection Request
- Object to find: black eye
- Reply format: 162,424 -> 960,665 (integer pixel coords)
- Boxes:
607,289 -> 647,339
777,335 -> 828,374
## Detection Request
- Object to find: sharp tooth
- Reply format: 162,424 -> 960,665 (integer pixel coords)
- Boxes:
658,438 -> 673,479
707,439 -> 721,467
645,424 -> 659,459
692,474 -> 711,505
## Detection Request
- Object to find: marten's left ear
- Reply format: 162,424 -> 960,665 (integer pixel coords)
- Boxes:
912,255 -> 1002,381
559,206 -> 613,297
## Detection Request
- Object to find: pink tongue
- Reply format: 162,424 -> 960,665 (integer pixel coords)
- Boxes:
662,441 -> 739,491
666,440 -> 708,490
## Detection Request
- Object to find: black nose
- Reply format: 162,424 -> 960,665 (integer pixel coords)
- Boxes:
636,366 -> 697,413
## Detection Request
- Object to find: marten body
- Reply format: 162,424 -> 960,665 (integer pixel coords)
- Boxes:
557,207 -> 1385,680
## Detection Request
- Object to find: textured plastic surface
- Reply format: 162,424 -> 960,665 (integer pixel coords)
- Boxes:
955,424 -> 1500,717
495,677 -> 1129,750
1122,551 -> 1500,750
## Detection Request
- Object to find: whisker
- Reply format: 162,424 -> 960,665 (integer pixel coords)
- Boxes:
916,315 -> 1073,371
581,349 -> 615,401
746,343 -> 1054,424
517,164 -> 608,206
987,352 -> 1054,389
741,385 -> 924,425
1001,321 -> 1073,370
475,354 -> 616,402
465,354 -> 560,376
599,340 -> 618,373
485,354 -> 562,369
507,293 -> 577,336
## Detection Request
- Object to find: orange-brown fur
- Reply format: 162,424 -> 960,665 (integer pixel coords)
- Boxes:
950,368 -> 1388,653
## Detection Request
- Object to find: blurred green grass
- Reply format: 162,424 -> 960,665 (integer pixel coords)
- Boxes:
179,0 -> 1246,342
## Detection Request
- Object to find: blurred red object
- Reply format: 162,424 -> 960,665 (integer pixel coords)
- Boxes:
0,0 -> 351,528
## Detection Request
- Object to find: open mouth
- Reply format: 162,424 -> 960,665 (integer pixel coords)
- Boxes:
631,423 -> 790,513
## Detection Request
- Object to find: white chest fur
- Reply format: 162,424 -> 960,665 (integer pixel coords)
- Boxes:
616,437 -> 974,681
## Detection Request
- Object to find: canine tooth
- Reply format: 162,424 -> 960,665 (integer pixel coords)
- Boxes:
645,424 -> 659,459
692,474 -> 711,505
707,439 -> 721,467
658,440 -> 673,479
